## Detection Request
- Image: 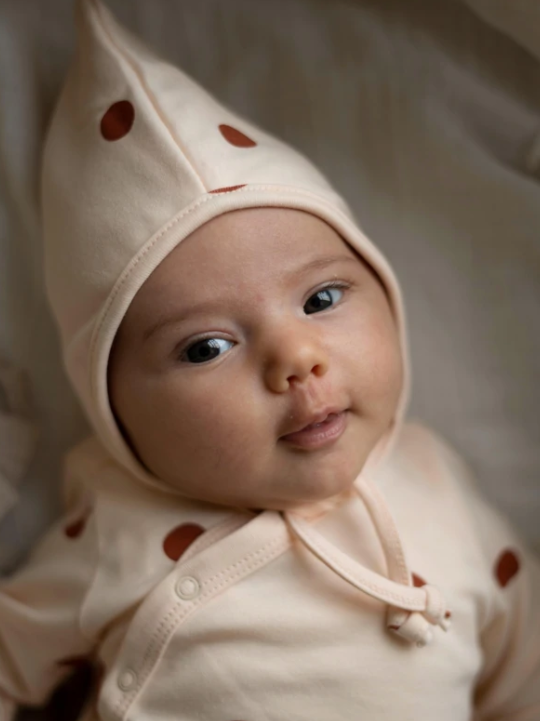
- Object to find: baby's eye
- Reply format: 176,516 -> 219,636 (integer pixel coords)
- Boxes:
182,338 -> 234,364
304,286 -> 344,315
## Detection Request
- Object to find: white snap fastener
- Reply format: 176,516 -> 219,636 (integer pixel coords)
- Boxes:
118,668 -> 137,691
175,575 -> 200,600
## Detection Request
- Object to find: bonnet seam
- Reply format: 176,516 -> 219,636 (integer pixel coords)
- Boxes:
90,0 -> 207,192
114,533 -> 290,717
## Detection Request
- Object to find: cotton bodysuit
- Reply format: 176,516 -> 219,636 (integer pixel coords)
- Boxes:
1,422 -> 539,720
1,0 -> 540,719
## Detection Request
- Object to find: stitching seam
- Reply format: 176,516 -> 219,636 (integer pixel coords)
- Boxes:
295,524 -> 423,608
91,0 -> 206,190
114,534 -> 289,717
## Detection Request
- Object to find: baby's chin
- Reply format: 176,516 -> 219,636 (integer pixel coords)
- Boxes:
273,485 -> 356,519
152,472 -> 357,515
243,472 -> 359,515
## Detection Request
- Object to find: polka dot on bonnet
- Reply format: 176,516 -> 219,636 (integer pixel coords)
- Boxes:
41,0 -> 408,489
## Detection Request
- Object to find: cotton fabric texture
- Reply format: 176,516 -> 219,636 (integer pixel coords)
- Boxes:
0,0 -> 539,719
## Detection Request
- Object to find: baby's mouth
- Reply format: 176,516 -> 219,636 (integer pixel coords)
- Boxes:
280,409 -> 348,451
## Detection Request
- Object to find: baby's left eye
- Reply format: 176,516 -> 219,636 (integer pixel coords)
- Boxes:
304,287 -> 344,315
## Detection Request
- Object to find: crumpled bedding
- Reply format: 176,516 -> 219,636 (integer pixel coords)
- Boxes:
0,0 -> 539,715
0,360 -> 37,530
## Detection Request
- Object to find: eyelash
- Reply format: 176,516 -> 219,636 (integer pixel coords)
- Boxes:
309,279 -> 351,301
176,278 -> 353,364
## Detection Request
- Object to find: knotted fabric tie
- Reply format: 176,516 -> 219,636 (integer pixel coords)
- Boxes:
284,477 -> 451,648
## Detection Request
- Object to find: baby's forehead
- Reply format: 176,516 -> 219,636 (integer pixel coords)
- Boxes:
124,209 -> 367,323
150,208 -> 359,280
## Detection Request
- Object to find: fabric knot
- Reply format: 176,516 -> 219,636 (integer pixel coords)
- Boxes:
388,610 -> 434,647
286,481 -> 452,650
387,583 -> 451,647
423,584 -> 450,629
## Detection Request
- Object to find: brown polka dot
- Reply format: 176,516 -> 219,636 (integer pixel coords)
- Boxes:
100,100 -> 135,141
495,548 -> 520,588
163,523 -> 205,561
219,124 -> 257,147
209,184 -> 246,194
65,514 -> 89,539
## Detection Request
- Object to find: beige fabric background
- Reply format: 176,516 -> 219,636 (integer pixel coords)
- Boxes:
0,0 -> 538,714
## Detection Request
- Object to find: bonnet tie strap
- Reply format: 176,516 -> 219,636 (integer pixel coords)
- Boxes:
284,478 -> 451,648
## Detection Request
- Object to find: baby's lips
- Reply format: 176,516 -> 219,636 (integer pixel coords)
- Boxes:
279,405 -> 347,438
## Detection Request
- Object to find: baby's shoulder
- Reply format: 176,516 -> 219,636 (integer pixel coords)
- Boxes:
382,420 -> 480,499
59,436 -> 236,633
61,435 -> 234,548
379,422 -> 527,605
387,420 -> 518,536
375,421 -> 493,565
63,434 -> 170,509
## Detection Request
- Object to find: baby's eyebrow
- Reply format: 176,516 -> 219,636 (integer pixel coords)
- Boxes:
143,299 -> 219,344
142,254 -> 357,344
292,254 -> 358,278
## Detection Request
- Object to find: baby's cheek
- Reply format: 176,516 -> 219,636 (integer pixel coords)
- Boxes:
157,377 -> 262,461
361,319 -> 403,416
381,337 -> 404,407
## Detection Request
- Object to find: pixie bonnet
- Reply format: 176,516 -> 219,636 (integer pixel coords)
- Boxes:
41,0 -> 449,647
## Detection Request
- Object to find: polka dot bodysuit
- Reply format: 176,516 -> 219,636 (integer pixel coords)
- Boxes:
0,424 -> 539,721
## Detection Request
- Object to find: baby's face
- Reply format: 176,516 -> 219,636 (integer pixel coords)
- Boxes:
108,208 -> 402,510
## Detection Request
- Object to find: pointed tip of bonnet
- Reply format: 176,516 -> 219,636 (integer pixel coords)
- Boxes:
75,0 -> 105,36
75,0 -> 110,27
73,0 -> 127,56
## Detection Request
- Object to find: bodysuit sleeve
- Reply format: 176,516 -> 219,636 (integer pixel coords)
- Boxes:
0,496 -> 99,720
471,496 -> 540,720
431,430 -> 540,721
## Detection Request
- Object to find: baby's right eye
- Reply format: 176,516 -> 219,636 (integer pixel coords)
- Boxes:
181,338 -> 234,364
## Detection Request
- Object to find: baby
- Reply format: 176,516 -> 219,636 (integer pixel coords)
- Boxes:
1,0 -> 539,719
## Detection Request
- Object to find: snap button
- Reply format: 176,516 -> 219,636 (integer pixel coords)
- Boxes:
118,668 -> 137,691
175,575 -> 200,600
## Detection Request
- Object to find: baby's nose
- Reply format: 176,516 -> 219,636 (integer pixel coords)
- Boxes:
263,330 -> 329,393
